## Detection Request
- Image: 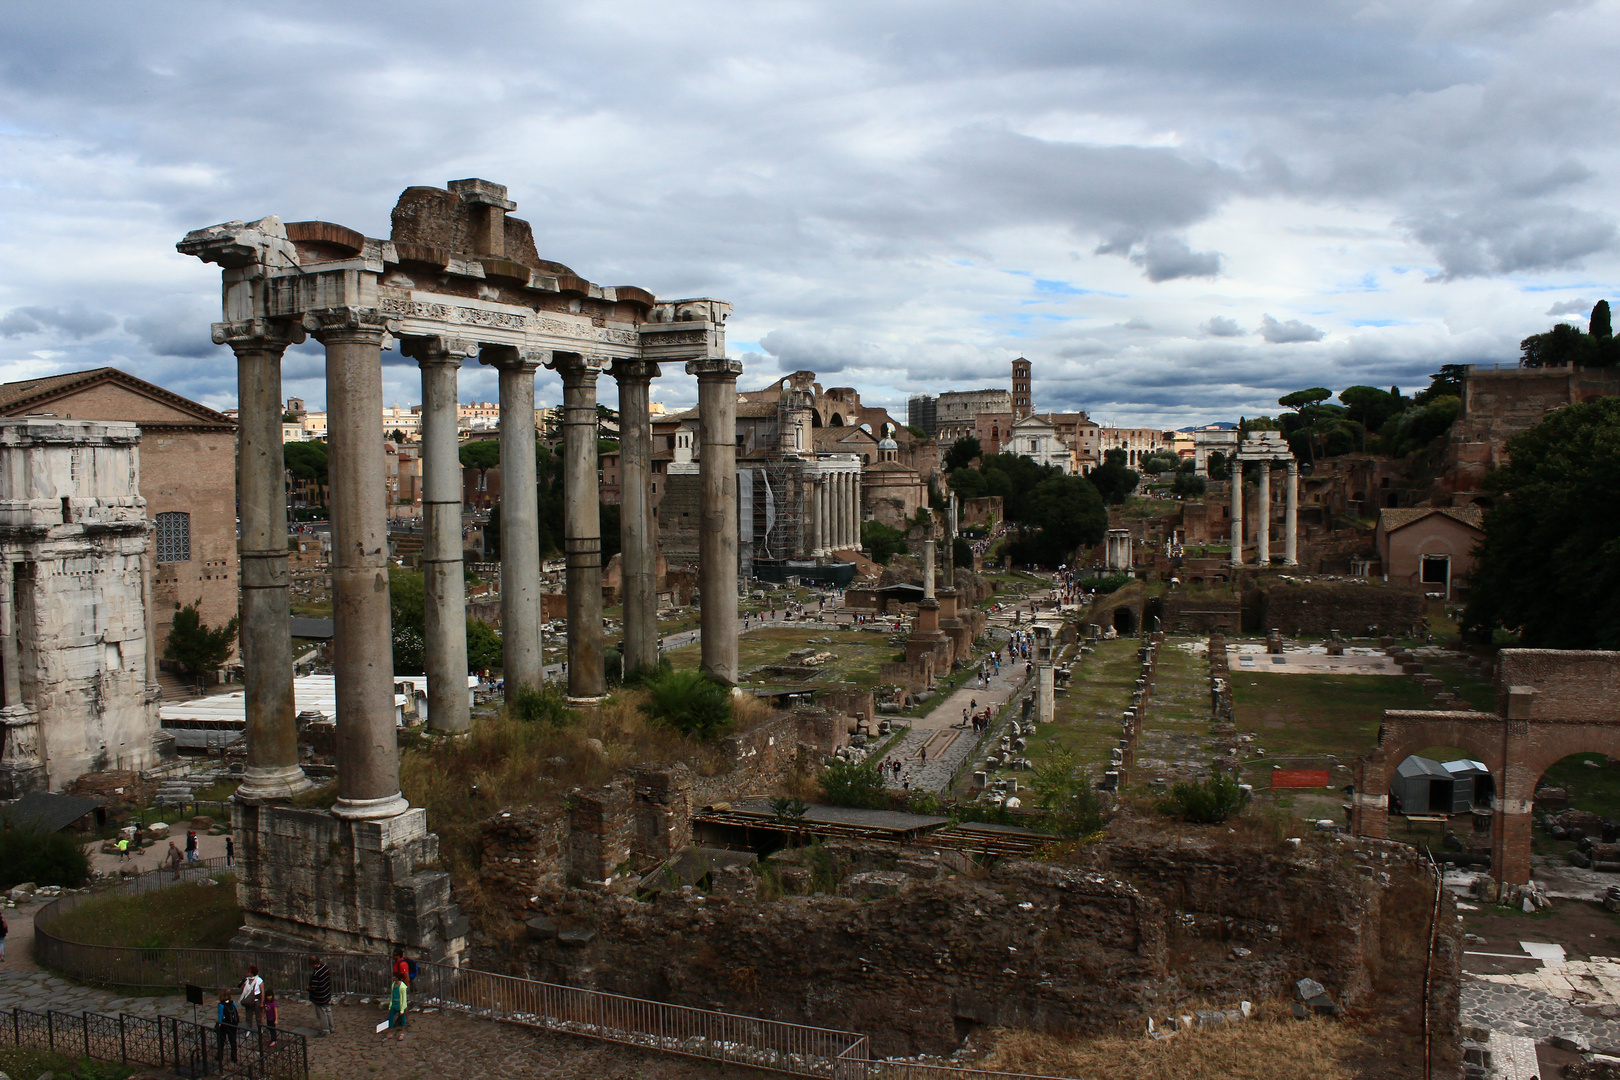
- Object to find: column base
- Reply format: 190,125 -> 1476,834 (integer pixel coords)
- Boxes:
330,791 -> 411,820
236,764 -> 316,803
566,694 -> 608,708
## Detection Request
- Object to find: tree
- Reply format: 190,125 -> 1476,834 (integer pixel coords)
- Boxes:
283,441 -> 329,505
1519,324 -> 1617,369
1088,448 -> 1139,505
389,428 -> 407,444
952,536 -> 974,569
389,569 -> 427,674
1138,449 -> 1181,476
1593,300 -> 1613,341
466,618 -> 503,673
459,439 -> 500,488
1205,450 -> 1231,481
1415,365 -> 1468,404
1278,388 -> 1331,465
164,601 -> 239,680
1339,386 -> 1403,450
1465,397 -> 1620,648
944,435 -> 982,472
638,667 -> 734,740
1172,472 -> 1207,497
861,520 -> 907,565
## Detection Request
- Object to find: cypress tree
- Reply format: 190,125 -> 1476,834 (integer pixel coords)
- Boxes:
1591,299 -> 1612,340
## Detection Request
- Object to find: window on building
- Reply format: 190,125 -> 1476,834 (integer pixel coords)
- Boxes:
155,512 -> 191,563
1421,555 -> 1450,585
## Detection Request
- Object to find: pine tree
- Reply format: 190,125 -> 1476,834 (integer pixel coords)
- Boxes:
1592,300 -> 1612,340
164,601 -> 239,679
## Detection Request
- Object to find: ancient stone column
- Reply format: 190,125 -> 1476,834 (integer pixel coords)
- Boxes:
224,321 -> 312,802
1229,462 -> 1244,568
553,353 -> 607,703
922,538 -> 936,599
812,475 -> 826,555
0,562 -> 20,708
843,472 -> 856,549
612,360 -> 660,679
1256,464 -> 1271,565
688,357 -> 743,685
1284,459 -> 1299,567
311,307 -> 407,820
406,336 -> 474,733
483,347 -> 545,695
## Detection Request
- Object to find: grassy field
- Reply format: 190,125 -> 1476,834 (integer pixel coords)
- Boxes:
661,626 -> 902,689
47,877 -> 242,950
1025,638 -> 1142,775
1230,667 -> 1435,765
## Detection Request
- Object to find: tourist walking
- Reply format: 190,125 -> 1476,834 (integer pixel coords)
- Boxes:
1,908 -> 8,962
166,841 -> 183,875
263,989 -> 279,1047
185,830 -> 199,864
215,989 -> 240,1068
387,971 -> 409,1041
307,955 -> 334,1036
116,836 -> 130,860
239,965 -> 264,1033
225,835 -> 234,868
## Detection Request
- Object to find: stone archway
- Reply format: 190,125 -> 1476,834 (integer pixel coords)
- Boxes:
1112,606 -> 1137,634
1353,650 -> 1620,885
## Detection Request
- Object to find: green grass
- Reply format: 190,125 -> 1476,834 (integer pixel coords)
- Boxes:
0,1047 -> 133,1080
1539,756 -> 1620,819
1230,669 -> 1434,764
662,626 -> 900,690
46,876 -> 242,950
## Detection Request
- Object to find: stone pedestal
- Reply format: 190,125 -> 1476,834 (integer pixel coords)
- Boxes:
232,801 -> 468,963
1036,664 -> 1056,725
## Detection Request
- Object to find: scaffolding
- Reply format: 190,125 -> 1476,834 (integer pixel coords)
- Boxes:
751,393 -> 813,560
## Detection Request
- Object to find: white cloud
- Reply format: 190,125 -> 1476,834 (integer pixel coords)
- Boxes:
0,1 -> 1615,424
1259,315 -> 1326,344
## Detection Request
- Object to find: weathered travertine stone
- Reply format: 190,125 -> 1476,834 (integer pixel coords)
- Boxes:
225,321 -> 312,799
689,357 -> 743,686
0,419 -> 155,796
404,334 -> 475,733
484,345 -> 546,695
611,359 -> 660,678
312,307 -> 408,821
553,352 -> 606,702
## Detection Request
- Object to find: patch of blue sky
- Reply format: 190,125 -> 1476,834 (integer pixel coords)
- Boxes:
1518,282 -> 1616,293
1328,273 -> 1382,293
1348,318 -> 1399,327
1033,278 -> 1127,298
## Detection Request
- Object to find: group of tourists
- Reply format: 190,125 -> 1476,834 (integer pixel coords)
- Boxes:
211,950 -> 417,1064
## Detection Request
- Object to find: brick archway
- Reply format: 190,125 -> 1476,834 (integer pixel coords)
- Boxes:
1352,650 -> 1620,885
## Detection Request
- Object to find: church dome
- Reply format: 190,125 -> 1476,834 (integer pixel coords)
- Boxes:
877,437 -> 899,450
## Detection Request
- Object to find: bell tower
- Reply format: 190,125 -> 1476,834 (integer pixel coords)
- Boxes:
1012,356 -> 1032,418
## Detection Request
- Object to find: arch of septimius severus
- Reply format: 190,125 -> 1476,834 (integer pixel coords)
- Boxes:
179,180 -> 737,958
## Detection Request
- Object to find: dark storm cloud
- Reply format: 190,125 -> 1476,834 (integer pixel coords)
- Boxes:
1546,298 -> 1594,316
0,304 -> 117,339
1202,316 -> 1245,337
1127,236 -> 1223,282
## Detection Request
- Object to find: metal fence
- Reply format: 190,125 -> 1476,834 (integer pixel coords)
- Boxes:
1,1005 -> 307,1080
32,881 -> 1074,1079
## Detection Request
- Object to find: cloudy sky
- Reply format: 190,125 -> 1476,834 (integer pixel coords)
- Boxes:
2,1 -> 1617,427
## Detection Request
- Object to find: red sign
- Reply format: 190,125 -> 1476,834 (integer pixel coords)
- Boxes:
1270,769 -> 1332,788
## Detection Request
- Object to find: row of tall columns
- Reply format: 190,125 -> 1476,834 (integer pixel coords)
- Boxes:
1229,460 -> 1300,569
809,470 -> 861,555
225,313 -> 721,819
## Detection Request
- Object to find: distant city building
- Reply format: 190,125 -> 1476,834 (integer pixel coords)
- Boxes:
1011,357 -> 1032,418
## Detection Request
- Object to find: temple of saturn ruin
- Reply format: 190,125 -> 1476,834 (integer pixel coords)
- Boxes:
179,179 -> 737,959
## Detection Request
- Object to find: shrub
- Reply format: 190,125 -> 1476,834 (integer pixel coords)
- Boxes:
0,821 -> 91,889
1029,746 -> 1108,837
862,520 -> 908,565
637,667 -> 734,740
1158,771 -> 1249,824
820,759 -> 889,809
507,682 -> 572,726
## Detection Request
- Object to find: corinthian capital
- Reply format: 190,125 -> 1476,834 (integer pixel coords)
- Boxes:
400,335 -> 478,367
302,306 -> 397,343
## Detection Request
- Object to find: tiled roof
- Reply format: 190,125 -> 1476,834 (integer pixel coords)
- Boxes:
1378,506 -> 1485,533
0,367 -> 235,427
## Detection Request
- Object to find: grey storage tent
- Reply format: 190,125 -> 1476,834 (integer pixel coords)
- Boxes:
1390,755 -> 1454,815
1441,759 -> 1494,811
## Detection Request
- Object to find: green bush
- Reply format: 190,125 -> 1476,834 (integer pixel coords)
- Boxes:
637,667 -> 734,740
861,520 -> 908,565
507,682 -> 572,726
1158,771 -> 1249,824
820,759 -> 889,809
1029,746 -> 1108,837
0,820 -> 91,889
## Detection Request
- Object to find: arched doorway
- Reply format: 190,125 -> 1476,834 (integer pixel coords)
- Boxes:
1113,606 -> 1137,634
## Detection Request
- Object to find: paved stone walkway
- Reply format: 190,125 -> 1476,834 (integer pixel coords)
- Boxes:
1462,979 -> 1620,1051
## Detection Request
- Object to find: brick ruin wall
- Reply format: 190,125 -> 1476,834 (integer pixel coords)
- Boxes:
500,835 -> 1458,1062
1444,365 -> 1620,493
1246,579 -> 1425,635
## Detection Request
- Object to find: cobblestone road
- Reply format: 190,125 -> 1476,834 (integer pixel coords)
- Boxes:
1462,980 -> 1620,1052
